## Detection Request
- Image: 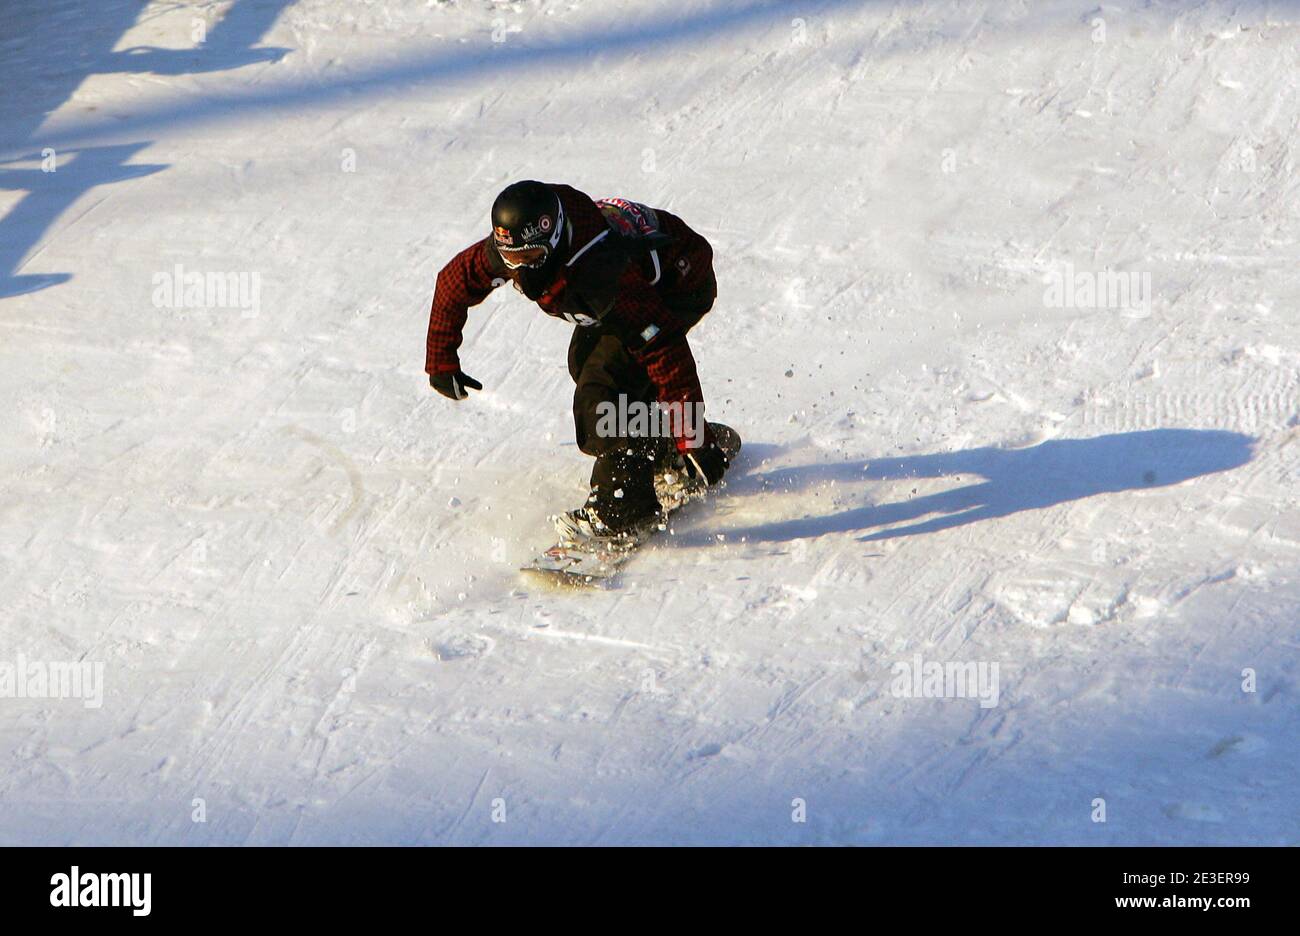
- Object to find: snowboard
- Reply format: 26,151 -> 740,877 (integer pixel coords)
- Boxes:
521,424 -> 742,588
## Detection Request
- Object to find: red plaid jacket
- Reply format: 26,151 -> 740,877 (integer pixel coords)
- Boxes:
425,184 -> 715,429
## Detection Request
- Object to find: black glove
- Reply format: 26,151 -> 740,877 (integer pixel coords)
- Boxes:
429,371 -> 482,401
683,440 -> 730,486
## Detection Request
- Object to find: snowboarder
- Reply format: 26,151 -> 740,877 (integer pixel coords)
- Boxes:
425,180 -> 731,541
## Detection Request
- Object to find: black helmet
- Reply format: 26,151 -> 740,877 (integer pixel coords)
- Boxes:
491,181 -> 564,270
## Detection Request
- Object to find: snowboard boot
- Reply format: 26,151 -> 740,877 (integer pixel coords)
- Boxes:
551,504 -> 664,549
653,452 -> 700,511
654,422 -> 738,509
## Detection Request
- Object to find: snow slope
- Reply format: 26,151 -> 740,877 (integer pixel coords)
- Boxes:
1,0 -> 1297,844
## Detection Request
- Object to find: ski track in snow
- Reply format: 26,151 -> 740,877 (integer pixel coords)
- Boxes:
0,0 -> 1297,844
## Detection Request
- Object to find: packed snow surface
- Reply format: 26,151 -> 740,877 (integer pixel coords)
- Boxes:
1,0 -> 1297,844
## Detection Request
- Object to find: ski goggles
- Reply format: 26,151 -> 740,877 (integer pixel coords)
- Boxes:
497,243 -> 551,269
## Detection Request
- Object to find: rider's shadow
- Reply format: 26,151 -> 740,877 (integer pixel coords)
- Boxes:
714,429 -> 1255,543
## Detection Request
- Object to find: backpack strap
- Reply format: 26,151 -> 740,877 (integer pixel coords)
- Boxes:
597,197 -> 675,286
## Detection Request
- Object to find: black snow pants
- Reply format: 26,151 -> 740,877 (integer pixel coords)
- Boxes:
568,327 -> 668,531
567,274 -> 717,531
